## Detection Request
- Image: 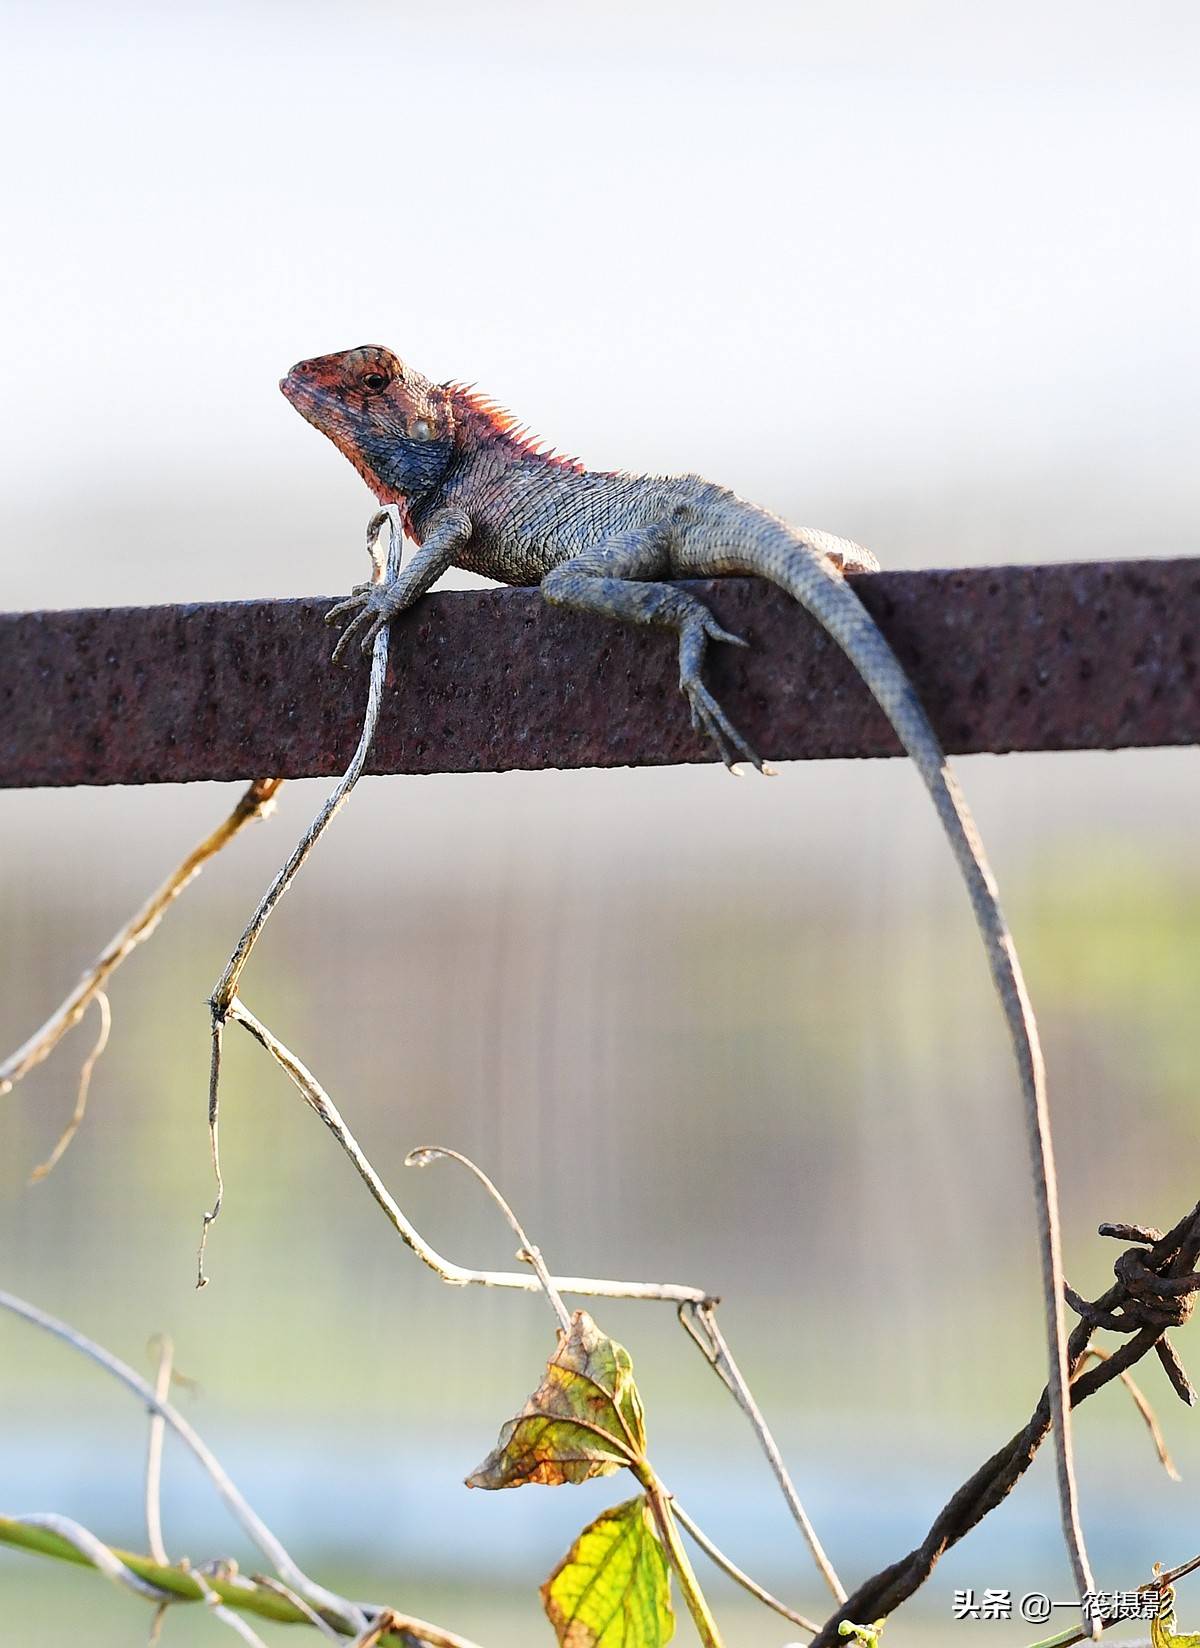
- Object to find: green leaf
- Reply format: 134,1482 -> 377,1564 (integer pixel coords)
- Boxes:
541,1496 -> 674,1647
467,1311 -> 646,1489
838,1623 -> 886,1646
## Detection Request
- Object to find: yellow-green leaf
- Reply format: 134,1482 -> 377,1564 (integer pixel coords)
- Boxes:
541,1496 -> 674,1647
467,1311 -> 646,1489
1152,1593 -> 1200,1648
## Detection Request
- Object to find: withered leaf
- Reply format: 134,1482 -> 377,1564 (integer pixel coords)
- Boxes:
466,1311 -> 646,1489
541,1496 -> 674,1647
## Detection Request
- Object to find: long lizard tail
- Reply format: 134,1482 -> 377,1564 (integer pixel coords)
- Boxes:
723,526 -> 1094,1612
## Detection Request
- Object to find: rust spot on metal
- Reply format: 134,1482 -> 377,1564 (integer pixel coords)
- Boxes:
1,559 -> 1198,787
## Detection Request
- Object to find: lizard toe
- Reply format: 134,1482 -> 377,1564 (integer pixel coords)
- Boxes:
324,592 -> 370,627
684,681 -> 763,773
359,616 -> 390,654
704,617 -> 749,650
330,609 -> 376,666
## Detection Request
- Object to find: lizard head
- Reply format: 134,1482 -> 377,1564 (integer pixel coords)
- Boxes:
280,347 -> 455,504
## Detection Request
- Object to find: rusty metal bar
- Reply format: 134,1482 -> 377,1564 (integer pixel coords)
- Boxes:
2,558 -> 1197,788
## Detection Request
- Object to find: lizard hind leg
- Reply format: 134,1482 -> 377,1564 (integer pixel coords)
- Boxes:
539,528 -> 766,773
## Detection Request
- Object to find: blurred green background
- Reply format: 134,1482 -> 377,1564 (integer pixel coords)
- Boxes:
3,2 -> 1198,1644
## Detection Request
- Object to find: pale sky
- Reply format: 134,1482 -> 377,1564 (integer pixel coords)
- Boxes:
3,0 -> 1198,611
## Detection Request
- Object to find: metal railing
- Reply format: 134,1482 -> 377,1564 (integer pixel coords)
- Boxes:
2,558 -> 1197,786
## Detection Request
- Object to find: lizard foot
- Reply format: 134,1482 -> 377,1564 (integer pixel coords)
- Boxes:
683,679 -> 770,774
324,582 -> 402,666
679,614 -> 774,775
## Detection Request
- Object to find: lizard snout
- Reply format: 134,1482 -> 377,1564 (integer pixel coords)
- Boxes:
279,364 -> 312,404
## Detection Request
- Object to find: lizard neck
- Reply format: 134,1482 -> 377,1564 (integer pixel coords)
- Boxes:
405,385 -> 587,544
363,437 -> 456,537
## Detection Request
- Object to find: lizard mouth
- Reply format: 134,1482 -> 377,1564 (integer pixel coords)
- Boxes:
279,367 -> 327,422
279,374 -> 344,450
280,370 -> 402,503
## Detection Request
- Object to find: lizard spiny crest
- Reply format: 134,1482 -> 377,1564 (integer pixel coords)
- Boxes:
444,383 -> 585,473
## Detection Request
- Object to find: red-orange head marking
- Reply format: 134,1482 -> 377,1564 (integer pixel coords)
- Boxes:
280,346 -> 456,504
281,347 -> 584,503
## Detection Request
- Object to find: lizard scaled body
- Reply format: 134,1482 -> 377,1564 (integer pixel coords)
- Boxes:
280,345 -> 1093,1602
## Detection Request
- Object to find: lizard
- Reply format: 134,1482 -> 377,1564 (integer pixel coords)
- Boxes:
279,345 -> 1095,1618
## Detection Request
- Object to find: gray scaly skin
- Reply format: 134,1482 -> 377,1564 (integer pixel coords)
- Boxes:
280,346 -> 1094,1619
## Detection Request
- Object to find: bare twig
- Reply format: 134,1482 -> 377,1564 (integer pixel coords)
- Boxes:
2,1515 -> 487,1648
144,1334 -> 174,1564
250,1575 -> 344,1640
28,990 -> 110,1182
347,1609 -> 486,1648
405,1144 -> 572,1333
191,1564 -> 272,1647
351,1622 -> 396,1648
639,1473 -> 725,1647
173,504 -> 841,1626
223,999 -> 711,1305
199,1014 -> 227,1287
12,1513 -> 174,1603
809,1201 -> 1200,1647
1075,1346 -> 1180,1481
0,778 -> 282,1106
680,1300 -> 846,1603
217,1005 -> 847,1612
403,1146 -> 820,1631
0,1289 -> 366,1634
357,1610 -> 486,1648
670,1498 -> 820,1634
1028,1560 -> 1197,1648
208,512 -> 397,1019
0,1302 -> 489,1647
199,511 -> 400,1284
1164,1553 -> 1200,1587
0,1514 -> 298,1620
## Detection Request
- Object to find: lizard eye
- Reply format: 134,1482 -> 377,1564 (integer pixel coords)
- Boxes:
361,370 -> 389,393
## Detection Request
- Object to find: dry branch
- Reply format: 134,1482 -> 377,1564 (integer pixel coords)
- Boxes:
0,776 -> 281,1186
199,508 -> 402,1284
0,1290 -> 483,1648
227,996 -> 839,1611
808,1203 -> 1200,1646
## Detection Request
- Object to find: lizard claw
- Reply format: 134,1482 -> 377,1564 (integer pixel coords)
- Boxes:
677,611 -> 766,773
326,583 -> 400,666
685,680 -> 766,774
704,618 -> 749,650
327,604 -> 370,667
323,586 -> 389,662
324,581 -> 375,624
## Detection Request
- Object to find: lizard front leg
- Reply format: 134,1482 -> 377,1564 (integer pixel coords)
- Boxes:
325,505 -> 471,665
540,527 -> 763,771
